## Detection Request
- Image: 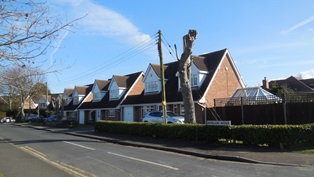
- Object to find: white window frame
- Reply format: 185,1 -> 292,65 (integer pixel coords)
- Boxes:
141,105 -> 156,117
145,81 -> 158,92
173,104 -> 178,114
180,104 -> 185,115
93,92 -> 101,101
108,109 -> 115,117
73,96 -> 79,105
110,89 -> 119,99
191,74 -> 198,87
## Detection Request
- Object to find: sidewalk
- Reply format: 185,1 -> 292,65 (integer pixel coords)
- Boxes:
16,124 -> 314,167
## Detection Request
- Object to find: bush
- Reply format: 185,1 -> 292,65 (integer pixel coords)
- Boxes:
95,121 -> 314,149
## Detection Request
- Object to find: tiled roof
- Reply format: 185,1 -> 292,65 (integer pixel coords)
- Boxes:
64,84 -> 93,111
95,79 -> 110,91
122,48 -> 227,105
270,76 -> 314,92
64,88 -> 74,97
300,78 -> 314,89
78,72 -> 143,109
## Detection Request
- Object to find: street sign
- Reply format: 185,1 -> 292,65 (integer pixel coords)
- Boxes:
207,121 -> 231,126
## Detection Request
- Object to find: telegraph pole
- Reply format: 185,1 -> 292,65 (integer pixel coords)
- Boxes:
157,30 -> 167,124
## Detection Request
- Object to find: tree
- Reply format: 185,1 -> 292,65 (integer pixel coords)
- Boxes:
2,65 -> 46,119
0,0 -> 84,75
177,30 -> 197,123
268,83 -> 295,96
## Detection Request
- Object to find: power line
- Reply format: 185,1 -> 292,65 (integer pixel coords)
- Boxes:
54,33 -> 158,85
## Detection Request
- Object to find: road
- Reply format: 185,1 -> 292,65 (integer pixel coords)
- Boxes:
0,124 -> 313,177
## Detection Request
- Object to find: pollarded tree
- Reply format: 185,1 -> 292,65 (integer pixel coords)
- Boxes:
177,30 -> 197,124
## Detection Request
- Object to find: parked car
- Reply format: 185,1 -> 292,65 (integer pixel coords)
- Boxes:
29,115 -> 46,123
1,117 -> 15,123
45,115 -> 57,123
142,111 -> 185,124
24,114 -> 38,122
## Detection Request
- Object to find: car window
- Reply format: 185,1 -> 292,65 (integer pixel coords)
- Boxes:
167,112 -> 178,117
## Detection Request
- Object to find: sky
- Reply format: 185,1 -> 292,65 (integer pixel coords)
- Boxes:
43,0 -> 314,93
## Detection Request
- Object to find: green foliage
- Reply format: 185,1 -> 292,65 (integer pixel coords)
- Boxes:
95,121 -> 314,149
267,83 -> 295,96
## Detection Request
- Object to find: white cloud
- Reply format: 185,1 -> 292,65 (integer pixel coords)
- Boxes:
300,69 -> 314,79
53,0 -> 152,45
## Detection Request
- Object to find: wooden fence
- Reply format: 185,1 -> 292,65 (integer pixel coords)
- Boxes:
211,93 -> 314,125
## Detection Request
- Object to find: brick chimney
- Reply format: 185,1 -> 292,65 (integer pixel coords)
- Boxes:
262,77 -> 269,89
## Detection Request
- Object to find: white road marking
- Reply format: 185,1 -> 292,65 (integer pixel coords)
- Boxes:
108,152 -> 179,170
63,141 -> 95,151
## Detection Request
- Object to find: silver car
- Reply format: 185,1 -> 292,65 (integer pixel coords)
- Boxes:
142,111 -> 184,124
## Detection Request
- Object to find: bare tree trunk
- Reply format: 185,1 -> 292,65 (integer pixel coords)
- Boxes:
178,30 -> 197,124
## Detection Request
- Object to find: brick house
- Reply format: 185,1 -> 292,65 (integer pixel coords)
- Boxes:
263,76 -> 314,92
120,48 -> 245,124
77,71 -> 144,124
63,85 -> 93,124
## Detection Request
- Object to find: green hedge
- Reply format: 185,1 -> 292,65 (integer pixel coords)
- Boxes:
95,121 -> 314,148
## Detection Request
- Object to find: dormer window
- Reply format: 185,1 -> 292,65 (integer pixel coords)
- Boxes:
146,81 -> 159,92
93,92 -> 101,101
110,89 -> 119,99
73,96 -> 79,105
191,74 -> 198,87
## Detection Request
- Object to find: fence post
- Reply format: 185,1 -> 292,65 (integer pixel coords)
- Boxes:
283,94 -> 287,125
241,97 -> 244,124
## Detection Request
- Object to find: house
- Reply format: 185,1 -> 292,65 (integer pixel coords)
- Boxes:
263,76 -> 314,92
63,84 -> 93,124
77,71 -> 144,124
37,93 -> 61,110
121,48 -> 245,123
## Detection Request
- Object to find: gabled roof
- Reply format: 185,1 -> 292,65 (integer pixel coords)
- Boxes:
270,76 -> 314,92
78,71 -> 143,110
300,78 -> 314,89
95,79 -> 110,91
64,84 -> 93,111
122,48 -> 235,105
64,88 -> 74,97
149,63 -> 170,79
75,85 -> 92,95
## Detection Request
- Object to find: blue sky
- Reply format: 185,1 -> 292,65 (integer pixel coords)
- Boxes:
44,0 -> 314,93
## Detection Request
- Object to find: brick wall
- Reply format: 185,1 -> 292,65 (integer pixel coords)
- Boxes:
205,54 -> 243,107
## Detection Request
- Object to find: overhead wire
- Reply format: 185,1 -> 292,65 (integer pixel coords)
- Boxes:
55,32 -> 158,85
161,33 -> 177,61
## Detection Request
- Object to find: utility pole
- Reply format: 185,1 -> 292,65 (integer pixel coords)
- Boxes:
157,30 -> 167,124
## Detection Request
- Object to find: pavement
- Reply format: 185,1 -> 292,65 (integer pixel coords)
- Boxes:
13,123 -> 314,167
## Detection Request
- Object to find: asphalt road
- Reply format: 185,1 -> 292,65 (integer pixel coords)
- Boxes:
1,124 -> 314,177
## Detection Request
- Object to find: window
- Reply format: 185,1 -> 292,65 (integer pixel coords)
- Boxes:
108,109 -> 115,117
191,74 -> 198,86
94,92 -> 101,101
73,96 -> 79,105
110,90 -> 119,99
145,81 -> 158,92
180,104 -> 185,115
173,104 -> 178,114
141,105 -> 156,117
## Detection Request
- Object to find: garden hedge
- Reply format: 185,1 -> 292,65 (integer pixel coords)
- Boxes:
95,121 -> 314,148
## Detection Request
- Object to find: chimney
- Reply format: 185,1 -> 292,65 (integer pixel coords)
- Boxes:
262,77 -> 269,89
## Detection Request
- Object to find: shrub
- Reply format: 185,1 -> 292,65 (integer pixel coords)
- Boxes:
94,121 -> 314,148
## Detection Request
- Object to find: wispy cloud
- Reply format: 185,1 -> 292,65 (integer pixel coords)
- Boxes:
300,69 -> 314,79
283,15 -> 314,33
52,0 -> 151,45
49,29 -> 69,65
